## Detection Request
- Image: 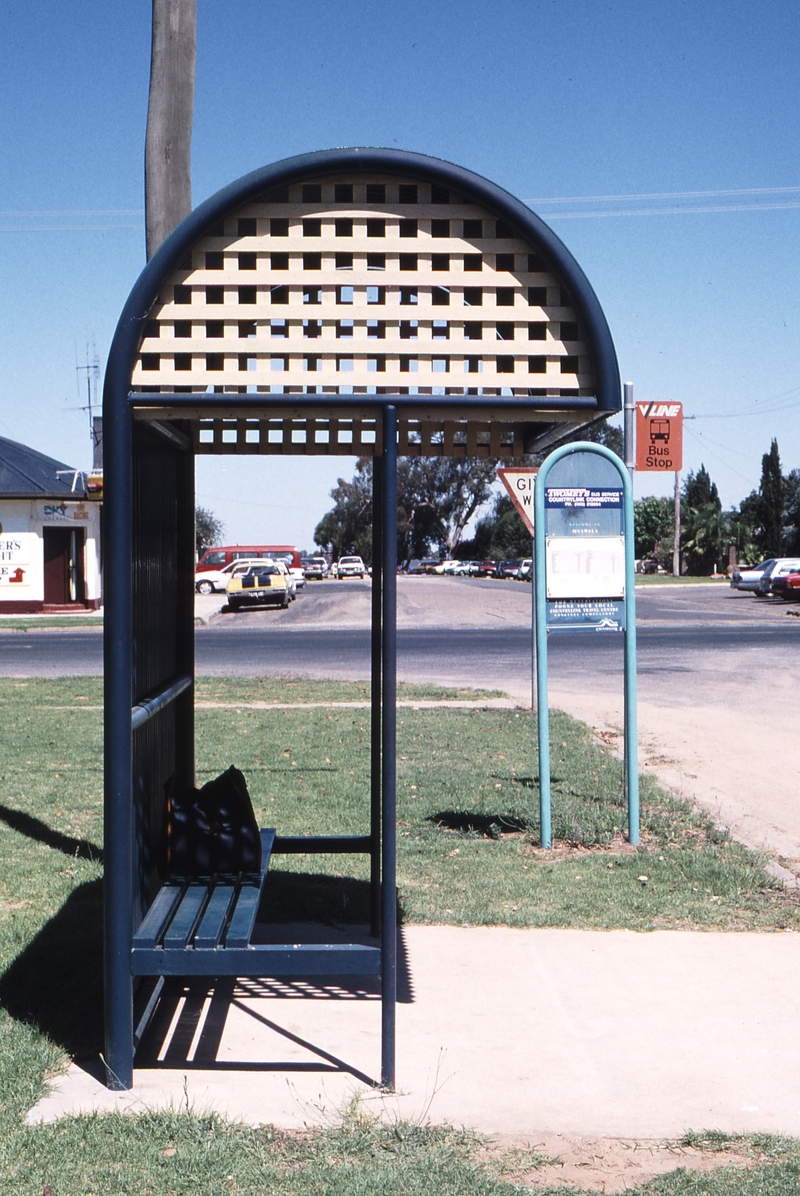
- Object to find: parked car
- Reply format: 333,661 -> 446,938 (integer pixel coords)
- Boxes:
337,555 -> 366,579
303,556 -> 329,581
407,558 -> 441,574
775,571 -> 800,600
477,560 -> 497,577
269,559 -> 298,600
730,559 -> 777,594
496,558 -> 524,579
195,557 -> 261,594
226,563 -> 290,610
767,560 -> 800,594
731,558 -> 800,596
520,559 -> 532,582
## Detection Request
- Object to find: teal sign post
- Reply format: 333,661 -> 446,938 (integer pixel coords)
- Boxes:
533,442 -> 639,848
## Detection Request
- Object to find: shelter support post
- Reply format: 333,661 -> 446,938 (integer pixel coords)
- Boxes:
370,455 -> 383,938
175,445 -> 195,785
103,396 -> 135,1091
380,406 -> 397,1091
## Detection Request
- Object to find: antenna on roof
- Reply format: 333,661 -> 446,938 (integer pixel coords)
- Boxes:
76,340 -> 101,438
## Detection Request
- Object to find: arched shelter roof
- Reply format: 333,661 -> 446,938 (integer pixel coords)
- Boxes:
106,148 -> 621,457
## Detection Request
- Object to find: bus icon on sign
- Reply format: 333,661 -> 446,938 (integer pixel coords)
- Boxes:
649,418 -> 670,444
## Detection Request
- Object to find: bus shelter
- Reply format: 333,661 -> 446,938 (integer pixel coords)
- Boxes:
103,147 -> 621,1090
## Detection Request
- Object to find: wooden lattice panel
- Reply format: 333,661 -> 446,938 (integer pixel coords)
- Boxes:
132,173 -> 594,402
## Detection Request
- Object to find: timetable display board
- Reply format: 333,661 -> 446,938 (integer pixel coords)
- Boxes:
543,478 -> 625,627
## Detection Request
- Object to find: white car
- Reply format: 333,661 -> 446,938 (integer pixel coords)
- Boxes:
195,558 -> 261,594
337,555 -> 366,578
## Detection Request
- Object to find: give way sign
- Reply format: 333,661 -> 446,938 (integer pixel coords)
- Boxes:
496,467 -> 538,536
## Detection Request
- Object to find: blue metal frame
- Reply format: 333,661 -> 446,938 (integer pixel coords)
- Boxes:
533,443 -> 639,848
102,147 -> 623,1095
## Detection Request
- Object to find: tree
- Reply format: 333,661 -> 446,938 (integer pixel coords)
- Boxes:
314,456 -> 498,563
684,464 -> 720,511
145,0 -> 197,259
561,418 -> 624,457
681,464 -> 724,574
757,438 -> 785,558
633,496 -> 674,562
460,493 -> 530,561
195,506 -> 223,556
727,492 -> 761,565
783,468 -> 800,554
313,462 -> 374,563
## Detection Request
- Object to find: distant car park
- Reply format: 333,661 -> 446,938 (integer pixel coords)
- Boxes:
731,558 -> 800,596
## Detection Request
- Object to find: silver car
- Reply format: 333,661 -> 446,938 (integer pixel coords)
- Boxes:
730,558 -> 800,596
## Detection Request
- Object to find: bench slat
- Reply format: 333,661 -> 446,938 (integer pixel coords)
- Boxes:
132,942 -> 381,977
194,881 -> 237,949
225,828 -> 276,948
133,882 -> 184,949
163,881 -> 209,948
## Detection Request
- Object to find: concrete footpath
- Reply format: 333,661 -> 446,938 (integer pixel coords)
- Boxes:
30,926 -> 800,1138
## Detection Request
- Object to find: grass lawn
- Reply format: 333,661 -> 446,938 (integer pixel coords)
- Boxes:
0,616 -> 104,629
0,675 -> 798,1194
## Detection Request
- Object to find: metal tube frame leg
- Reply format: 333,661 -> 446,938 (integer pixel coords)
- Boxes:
370,455 -> 383,938
380,407 -> 397,1091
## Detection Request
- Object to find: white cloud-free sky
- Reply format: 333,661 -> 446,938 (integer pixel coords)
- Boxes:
1,0 -> 798,549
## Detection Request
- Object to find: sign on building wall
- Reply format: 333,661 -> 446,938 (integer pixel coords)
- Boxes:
39,501 -> 92,523
635,402 -> 683,472
0,532 -> 34,590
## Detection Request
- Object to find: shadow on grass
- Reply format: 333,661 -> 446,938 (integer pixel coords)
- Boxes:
263,868 -> 380,924
0,802 -> 103,863
0,878 -> 103,1060
427,810 -> 536,838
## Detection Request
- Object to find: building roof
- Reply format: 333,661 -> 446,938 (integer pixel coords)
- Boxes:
0,436 -> 88,498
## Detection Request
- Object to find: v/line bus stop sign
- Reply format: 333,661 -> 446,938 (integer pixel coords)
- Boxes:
635,401 -> 683,472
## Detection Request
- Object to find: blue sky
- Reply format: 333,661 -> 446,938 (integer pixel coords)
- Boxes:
1,0 -> 798,548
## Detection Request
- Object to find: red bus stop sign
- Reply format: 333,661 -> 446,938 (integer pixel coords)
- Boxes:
635,402 -> 683,472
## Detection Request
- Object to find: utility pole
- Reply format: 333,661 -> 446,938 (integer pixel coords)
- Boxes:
145,0 -> 197,260
673,470 -> 681,576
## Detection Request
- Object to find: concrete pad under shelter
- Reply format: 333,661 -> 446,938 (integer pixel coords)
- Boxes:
30,926 -> 800,1138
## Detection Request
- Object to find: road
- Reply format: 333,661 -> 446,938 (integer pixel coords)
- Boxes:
2,578 -> 799,871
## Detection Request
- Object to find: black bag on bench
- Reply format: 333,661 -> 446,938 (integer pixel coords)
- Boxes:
164,766 -> 262,877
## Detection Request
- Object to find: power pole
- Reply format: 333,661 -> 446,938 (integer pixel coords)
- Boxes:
145,0 -> 197,260
673,470 -> 681,576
